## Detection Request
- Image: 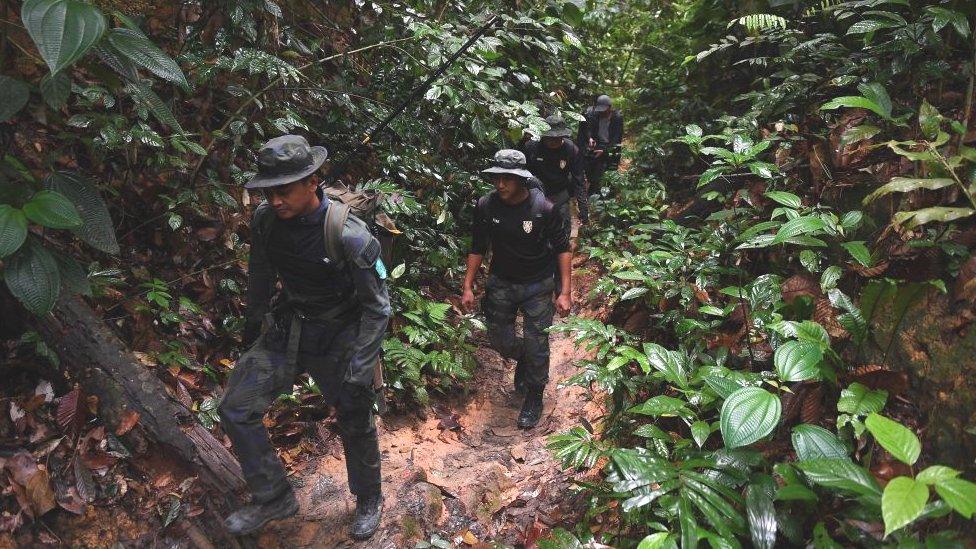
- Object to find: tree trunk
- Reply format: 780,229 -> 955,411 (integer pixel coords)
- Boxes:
31,296 -> 246,496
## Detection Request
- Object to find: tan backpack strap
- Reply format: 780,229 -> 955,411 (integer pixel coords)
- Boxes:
324,201 -> 351,264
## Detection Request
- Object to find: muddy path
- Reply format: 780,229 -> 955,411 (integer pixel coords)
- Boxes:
258,266 -> 605,548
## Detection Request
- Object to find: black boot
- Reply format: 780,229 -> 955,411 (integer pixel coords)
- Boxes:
225,489 -> 299,536
351,492 -> 383,540
517,387 -> 544,429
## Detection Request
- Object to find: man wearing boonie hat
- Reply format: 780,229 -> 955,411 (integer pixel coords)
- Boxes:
460,149 -> 573,429
218,135 -> 389,540
577,94 -> 624,196
523,113 -> 588,244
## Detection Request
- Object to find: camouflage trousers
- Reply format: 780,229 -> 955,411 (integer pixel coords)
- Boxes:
483,275 -> 556,390
218,316 -> 381,503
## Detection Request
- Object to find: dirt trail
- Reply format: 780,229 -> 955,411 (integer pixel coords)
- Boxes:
259,268 -> 603,548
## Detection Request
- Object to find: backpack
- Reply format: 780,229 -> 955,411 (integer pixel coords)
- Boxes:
321,183 -> 398,268
251,183 -> 399,269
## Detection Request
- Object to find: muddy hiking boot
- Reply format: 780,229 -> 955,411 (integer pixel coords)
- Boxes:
224,489 -> 299,536
351,492 -> 383,540
517,387 -> 544,429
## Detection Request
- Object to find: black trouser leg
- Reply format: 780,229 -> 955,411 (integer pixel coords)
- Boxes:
336,387 -> 382,497
218,342 -> 293,503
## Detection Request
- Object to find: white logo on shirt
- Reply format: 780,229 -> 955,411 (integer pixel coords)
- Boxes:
523,220 -> 533,233
492,218 -> 500,224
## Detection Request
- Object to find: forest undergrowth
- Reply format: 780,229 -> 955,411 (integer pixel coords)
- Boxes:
2,0 -> 976,547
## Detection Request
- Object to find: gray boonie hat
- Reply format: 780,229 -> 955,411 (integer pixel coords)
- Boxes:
541,114 -> 572,138
593,94 -> 612,113
482,149 -> 534,179
245,135 -> 328,189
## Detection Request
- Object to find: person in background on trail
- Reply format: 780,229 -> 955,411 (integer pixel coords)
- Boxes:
460,149 -> 573,429
522,114 -> 589,249
218,135 -> 389,540
577,94 -> 624,196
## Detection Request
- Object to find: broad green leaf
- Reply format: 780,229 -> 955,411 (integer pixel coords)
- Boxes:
21,0 -> 107,74
865,413 -> 921,465
916,465 -> 959,485
764,191 -> 801,209
691,421 -> 710,448
124,81 -> 184,132
776,484 -> 818,502
840,211 -> 864,231
774,340 -> 823,382
629,395 -> 690,418
837,382 -> 887,416
820,266 -> 842,291
106,29 -> 189,89
22,190 -> 82,229
678,493 -> 698,549
0,76 -> 31,122
918,100 -> 942,139
0,205 -> 28,257
746,484 -> 776,549
621,286 -> 649,300
39,71 -> 71,110
841,125 -> 881,146
772,216 -> 826,244
390,263 -> 406,279
840,241 -> 872,267
720,387 -> 781,448
882,476 -> 928,537
52,249 -> 91,297
4,238 -> 61,315
892,207 -> 975,229
44,172 -> 119,254
863,177 -> 955,205
821,96 -> 889,120
934,478 -> 976,519
637,533 -> 674,549
797,459 -> 882,497
857,83 -> 893,119
792,424 -> 848,460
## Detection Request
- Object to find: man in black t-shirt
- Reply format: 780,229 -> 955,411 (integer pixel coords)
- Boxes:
577,94 -> 624,196
523,114 -> 588,239
461,149 -> 572,428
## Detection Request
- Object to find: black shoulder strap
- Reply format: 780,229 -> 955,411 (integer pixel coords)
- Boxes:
324,201 -> 351,263
524,140 -> 538,157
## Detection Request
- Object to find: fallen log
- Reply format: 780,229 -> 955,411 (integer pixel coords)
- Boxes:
30,296 -> 246,496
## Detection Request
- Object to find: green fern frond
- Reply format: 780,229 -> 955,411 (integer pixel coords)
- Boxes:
730,14 -> 788,33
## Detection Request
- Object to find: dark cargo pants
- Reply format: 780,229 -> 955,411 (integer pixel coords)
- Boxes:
218,316 -> 381,503
483,275 -> 556,390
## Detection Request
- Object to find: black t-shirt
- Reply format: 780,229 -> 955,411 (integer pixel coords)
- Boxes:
470,188 -> 569,283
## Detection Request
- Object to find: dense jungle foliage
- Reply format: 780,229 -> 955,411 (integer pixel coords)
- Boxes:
3,0 -> 976,546
545,0 -> 976,547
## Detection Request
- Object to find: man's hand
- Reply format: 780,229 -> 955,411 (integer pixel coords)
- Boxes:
588,137 -> 596,148
555,292 -> 572,317
461,287 -> 477,313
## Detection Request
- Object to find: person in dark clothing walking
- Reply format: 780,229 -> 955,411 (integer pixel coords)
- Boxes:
461,149 -> 573,429
218,135 -> 390,540
523,114 -> 589,242
577,94 -> 624,196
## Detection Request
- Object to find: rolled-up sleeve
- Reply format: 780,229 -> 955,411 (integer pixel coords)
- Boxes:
342,219 -> 392,387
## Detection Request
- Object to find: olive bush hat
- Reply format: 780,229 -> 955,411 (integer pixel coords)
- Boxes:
541,114 -> 572,138
245,135 -> 328,189
481,149 -> 535,179
593,94 -> 612,113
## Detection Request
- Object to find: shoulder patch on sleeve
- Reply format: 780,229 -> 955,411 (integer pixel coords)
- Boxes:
341,215 -> 380,269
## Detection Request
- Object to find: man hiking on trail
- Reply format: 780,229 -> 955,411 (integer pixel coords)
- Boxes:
523,113 -> 588,245
461,149 -> 573,429
218,135 -> 389,539
577,94 -> 623,196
